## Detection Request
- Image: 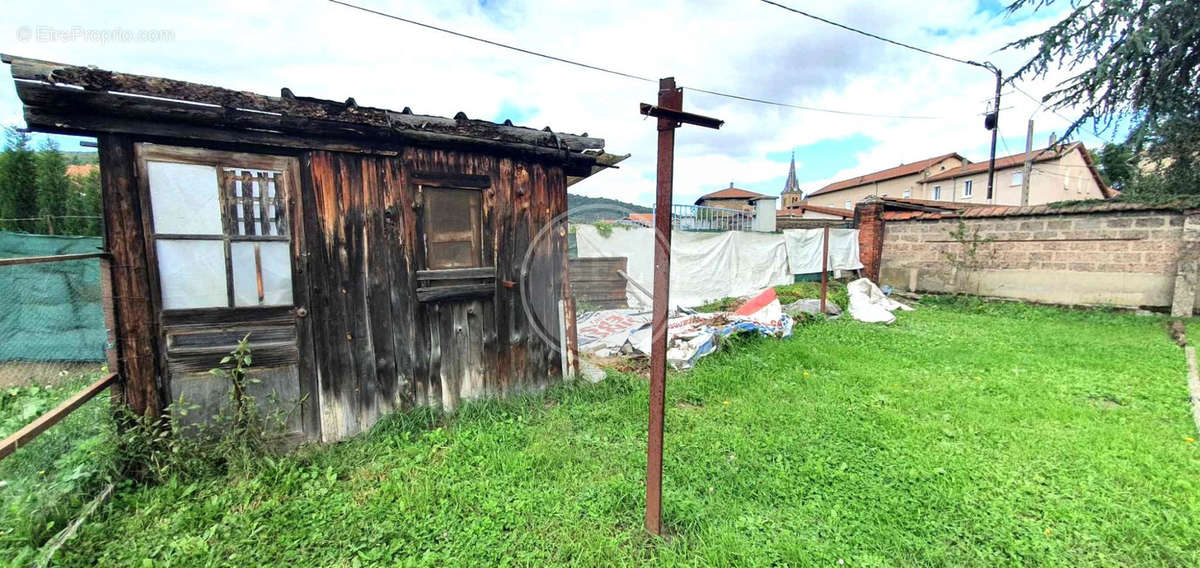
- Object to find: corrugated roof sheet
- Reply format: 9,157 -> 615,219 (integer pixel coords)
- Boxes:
2,53 -> 608,155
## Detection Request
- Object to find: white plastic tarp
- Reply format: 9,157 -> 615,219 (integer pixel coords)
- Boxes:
846,277 -> 913,324
782,228 -> 864,274
574,225 -> 792,308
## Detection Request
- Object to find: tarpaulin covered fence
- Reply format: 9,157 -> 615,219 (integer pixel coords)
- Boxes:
0,231 -> 106,364
574,225 -> 862,308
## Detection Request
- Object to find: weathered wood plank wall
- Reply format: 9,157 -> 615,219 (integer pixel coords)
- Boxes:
301,148 -> 568,441
98,133 -> 162,417
569,257 -> 629,310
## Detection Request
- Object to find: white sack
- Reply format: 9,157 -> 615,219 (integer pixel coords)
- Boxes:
575,225 -> 792,308
782,228 -> 864,274
847,277 -> 913,324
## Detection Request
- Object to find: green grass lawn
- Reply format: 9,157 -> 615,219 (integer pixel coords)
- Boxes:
0,368 -> 118,563
36,299 -> 1200,566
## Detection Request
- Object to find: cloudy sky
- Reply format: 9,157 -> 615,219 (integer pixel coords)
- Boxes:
0,0 -> 1115,207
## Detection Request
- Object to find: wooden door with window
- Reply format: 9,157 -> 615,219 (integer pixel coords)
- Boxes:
412,172 -> 495,412
136,144 -> 312,439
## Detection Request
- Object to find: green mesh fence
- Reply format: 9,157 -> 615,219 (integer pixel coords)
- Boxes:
0,231 -> 106,367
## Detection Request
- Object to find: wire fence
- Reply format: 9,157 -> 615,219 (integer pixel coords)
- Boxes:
0,231 -> 108,389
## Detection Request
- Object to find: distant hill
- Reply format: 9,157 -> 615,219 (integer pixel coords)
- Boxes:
62,151 -> 99,165
567,193 -> 651,222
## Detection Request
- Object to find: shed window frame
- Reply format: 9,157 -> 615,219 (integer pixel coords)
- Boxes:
136,144 -> 299,312
412,172 -> 496,303
422,186 -> 485,270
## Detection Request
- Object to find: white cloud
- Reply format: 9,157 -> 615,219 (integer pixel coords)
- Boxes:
0,0 -> 1108,206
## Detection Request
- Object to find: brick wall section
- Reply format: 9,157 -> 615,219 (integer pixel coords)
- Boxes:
854,200 -> 886,282
879,209 -> 1191,308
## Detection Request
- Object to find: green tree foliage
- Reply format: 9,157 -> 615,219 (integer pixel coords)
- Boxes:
0,128 -> 101,235
1092,143 -> 1137,189
1126,113 -> 1200,197
68,167 -> 102,236
1006,0 -> 1200,195
0,127 -> 39,233
34,138 -> 70,234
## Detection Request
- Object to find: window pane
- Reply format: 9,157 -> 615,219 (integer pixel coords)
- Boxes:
225,169 -> 286,237
156,239 -> 228,309
148,161 -> 223,235
425,187 -> 482,269
429,241 -> 475,269
231,242 -> 293,307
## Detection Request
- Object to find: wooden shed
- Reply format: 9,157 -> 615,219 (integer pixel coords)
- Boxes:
3,54 -> 624,442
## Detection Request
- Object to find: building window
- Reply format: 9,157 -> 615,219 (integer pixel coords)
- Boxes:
1011,171 -> 1023,186
962,179 -> 974,198
147,160 -> 293,310
844,200 -> 852,210
932,185 -> 942,200
423,187 -> 483,270
903,188 -> 911,198
413,174 -> 495,303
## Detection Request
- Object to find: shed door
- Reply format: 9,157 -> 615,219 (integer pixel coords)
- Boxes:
136,144 -> 312,440
412,173 -> 495,412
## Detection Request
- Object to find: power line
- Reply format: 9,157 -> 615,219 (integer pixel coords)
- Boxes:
754,0 -> 1005,196
1013,84 -> 1075,125
682,87 -> 941,119
757,0 -> 987,69
327,0 -> 655,83
328,0 -> 944,120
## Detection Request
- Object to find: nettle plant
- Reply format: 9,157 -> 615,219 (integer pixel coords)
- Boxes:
209,333 -> 258,432
943,221 -> 996,294
119,333 -> 297,483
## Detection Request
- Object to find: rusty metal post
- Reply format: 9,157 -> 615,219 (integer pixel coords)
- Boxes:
646,77 -> 681,536
820,226 -> 830,315
639,78 -> 723,537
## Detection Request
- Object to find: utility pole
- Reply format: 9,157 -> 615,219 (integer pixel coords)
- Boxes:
1020,119 -> 1034,205
639,78 -> 723,536
983,63 -> 1002,203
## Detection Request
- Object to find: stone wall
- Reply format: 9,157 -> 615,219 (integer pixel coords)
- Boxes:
876,208 -> 1193,309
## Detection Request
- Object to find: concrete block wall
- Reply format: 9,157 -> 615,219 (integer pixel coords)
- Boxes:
877,210 -> 1190,309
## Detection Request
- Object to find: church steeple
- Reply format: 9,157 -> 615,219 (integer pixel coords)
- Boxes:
781,152 -> 802,209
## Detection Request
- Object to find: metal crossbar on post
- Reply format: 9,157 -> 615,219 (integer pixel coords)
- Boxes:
640,77 -> 723,536
0,251 -> 109,267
